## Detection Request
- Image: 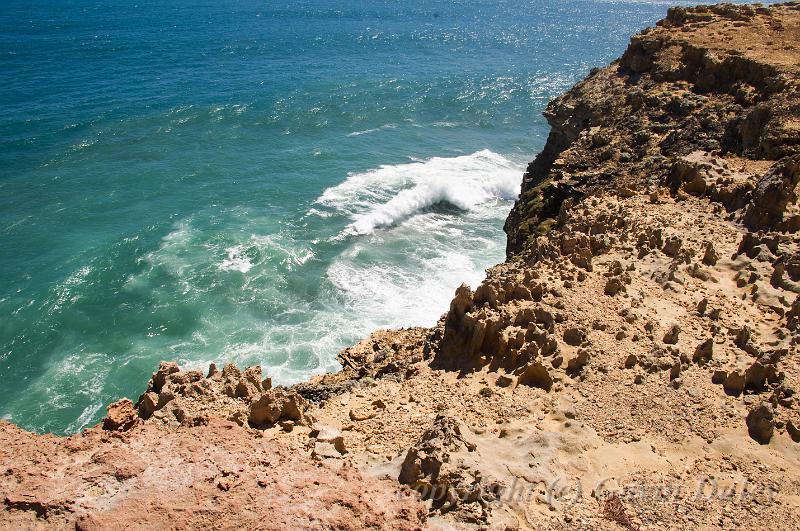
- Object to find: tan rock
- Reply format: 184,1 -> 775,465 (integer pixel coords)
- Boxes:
349,407 -> 376,422
103,398 -> 139,432
138,392 -> 160,419
310,424 -> 346,454
151,361 -> 180,393
248,388 -> 311,427
746,402 -> 775,444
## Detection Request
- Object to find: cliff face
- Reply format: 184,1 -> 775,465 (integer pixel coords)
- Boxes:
505,2 -> 800,256
2,4 -> 800,530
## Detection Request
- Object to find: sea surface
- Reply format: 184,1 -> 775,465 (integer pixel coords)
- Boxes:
1,0 -> 715,434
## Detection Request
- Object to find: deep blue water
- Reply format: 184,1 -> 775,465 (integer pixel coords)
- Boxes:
1,0 -> 707,433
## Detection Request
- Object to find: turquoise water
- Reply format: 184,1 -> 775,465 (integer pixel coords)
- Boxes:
2,0 -> 700,434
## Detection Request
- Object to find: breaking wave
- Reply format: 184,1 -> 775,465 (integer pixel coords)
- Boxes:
314,150 -> 521,236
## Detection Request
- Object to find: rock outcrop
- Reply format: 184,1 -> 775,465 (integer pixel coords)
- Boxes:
2,4 -> 799,530
398,415 -> 503,517
505,2 -> 800,255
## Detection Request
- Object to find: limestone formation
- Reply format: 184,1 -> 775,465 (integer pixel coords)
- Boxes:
743,156 -> 800,231
248,388 -> 312,427
3,5 -> 800,529
746,402 -> 775,444
102,398 -> 139,432
398,416 -> 502,515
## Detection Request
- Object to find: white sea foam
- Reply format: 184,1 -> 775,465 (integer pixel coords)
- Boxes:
66,401 -> 104,433
326,239 -> 489,328
431,121 -> 460,128
70,138 -> 97,152
16,351 -> 114,434
155,152 -> 522,388
49,265 -> 92,313
119,152 -> 520,392
219,244 -> 253,273
316,149 -> 521,236
346,123 -> 398,137
314,149 -> 522,334
250,233 -> 314,271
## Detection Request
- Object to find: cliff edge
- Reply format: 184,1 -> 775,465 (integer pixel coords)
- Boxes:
2,4 -> 800,530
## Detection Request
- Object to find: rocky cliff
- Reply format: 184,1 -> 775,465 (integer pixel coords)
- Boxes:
2,3 -> 800,530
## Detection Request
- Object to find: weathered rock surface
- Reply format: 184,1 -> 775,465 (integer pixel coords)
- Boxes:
0,419 -> 424,530
101,398 -> 139,432
248,387 -> 312,427
398,415 -> 503,516
3,4 -> 800,530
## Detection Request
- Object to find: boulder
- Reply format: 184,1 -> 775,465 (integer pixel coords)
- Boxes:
495,374 -> 515,387
746,402 -> 775,444
604,276 -> 626,296
567,348 -> 591,374
787,419 -> 800,443
743,156 -> 800,231
723,370 -> 746,396
151,361 -> 180,393
563,327 -> 586,346
668,157 -> 711,196
702,242 -> 719,266
248,388 -> 311,427
221,363 -> 242,382
138,392 -> 159,420
312,441 -> 344,460
744,350 -> 785,391
448,283 -> 473,326
662,324 -> 681,345
662,237 -> 683,258
516,362 -> 553,391
235,366 -> 264,399
103,399 -> 139,432
310,424 -> 347,454
398,416 -> 501,514
349,407 -> 376,422
693,338 -> 714,365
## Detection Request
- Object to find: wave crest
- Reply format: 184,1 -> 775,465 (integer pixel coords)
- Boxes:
314,149 -> 521,236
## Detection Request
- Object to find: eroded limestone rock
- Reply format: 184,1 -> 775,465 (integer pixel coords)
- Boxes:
248,388 -> 312,427
398,416 -> 502,515
746,402 -> 775,444
103,399 -> 139,432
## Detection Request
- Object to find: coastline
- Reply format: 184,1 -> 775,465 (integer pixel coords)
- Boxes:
2,3 -> 800,529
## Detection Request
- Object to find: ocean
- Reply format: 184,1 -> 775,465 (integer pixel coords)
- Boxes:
1,0 -> 707,434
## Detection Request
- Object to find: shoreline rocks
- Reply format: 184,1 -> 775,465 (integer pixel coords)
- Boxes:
4,4 -> 800,529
